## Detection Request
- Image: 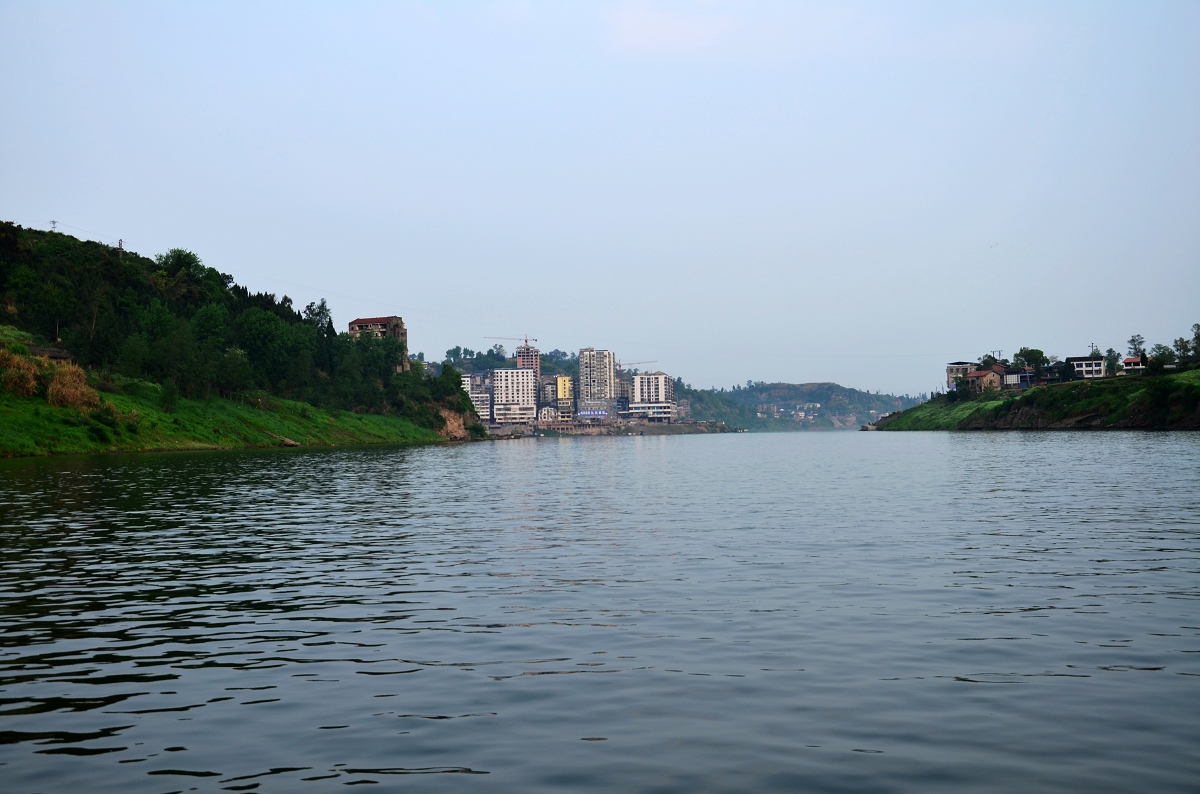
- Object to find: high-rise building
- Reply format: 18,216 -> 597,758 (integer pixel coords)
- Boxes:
539,376 -> 557,407
578,348 -> 615,402
492,368 -> 537,424
516,343 -> 540,379
629,371 -> 677,422
462,374 -> 491,423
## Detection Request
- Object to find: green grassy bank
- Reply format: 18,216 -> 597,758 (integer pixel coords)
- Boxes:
880,369 -> 1200,431
0,377 -> 443,457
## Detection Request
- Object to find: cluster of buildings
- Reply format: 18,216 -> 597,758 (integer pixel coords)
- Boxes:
756,403 -> 821,421
346,317 -> 685,430
946,353 -> 1150,395
461,343 -> 686,429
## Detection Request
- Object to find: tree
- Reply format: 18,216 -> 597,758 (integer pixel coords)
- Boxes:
1127,334 -> 1146,358
1012,347 -> 1047,375
1173,337 -> 1193,362
1104,348 -> 1120,377
1149,343 -> 1176,364
302,299 -> 332,331
155,249 -> 206,281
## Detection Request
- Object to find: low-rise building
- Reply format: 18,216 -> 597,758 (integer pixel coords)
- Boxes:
1123,356 -> 1146,374
965,368 -> 1002,394
946,361 -> 975,389
538,406 -> 558,422
576,400 -> 613,423
1065,356 -> 1106,379
1002,369 -> 1037,389
492,368 -> 537,424
555,375 -> 575,418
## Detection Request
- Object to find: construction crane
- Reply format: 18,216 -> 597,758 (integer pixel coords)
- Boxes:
483,335 -> 538,346
617,359 -> 656,373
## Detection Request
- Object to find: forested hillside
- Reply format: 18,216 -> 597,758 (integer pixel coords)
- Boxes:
0,222 -> 475,432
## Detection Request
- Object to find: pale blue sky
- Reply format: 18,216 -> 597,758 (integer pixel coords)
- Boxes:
2,1 -> 1197,394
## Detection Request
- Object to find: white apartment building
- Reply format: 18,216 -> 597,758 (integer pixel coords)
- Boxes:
631,372 -> 674,404
492,368 -> 537,424
578,348 -> 616,402
1065,357 -> 1106,379
629,371 -> 677,422
462,375 -> 492,422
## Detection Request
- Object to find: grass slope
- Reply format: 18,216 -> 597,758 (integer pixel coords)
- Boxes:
0,378 -> 443,457
882,370 -> 1200,430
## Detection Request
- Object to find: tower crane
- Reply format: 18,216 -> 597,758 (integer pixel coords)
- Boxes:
617,359 -> 656,373
484,335 -> 537,346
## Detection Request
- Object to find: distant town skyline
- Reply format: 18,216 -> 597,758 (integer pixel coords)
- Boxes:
2,1 -> 1197,395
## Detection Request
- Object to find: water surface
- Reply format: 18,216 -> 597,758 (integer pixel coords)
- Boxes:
1,432 -> 1198,792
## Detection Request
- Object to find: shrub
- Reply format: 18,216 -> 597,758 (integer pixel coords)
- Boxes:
0,348 -> 41,396
92,401 -> 120,428
47,363 -> 100,408
161,380 -> 179,413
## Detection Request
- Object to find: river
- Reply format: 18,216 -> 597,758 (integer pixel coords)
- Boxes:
1,432 -> 1198,792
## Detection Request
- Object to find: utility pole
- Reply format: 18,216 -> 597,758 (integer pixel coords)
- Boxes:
49,220 -> 57,231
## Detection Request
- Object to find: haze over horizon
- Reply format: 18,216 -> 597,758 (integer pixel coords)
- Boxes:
2,1 -> 1197,396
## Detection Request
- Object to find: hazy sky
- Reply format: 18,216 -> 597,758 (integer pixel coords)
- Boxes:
2,1 -> 1197,395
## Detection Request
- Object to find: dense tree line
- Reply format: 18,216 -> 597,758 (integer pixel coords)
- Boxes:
0,222 -> 472,429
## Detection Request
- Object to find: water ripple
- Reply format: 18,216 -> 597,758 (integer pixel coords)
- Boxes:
1,433 -> 1198,792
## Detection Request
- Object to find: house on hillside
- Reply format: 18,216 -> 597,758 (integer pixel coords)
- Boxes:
1002,369 -> 1037,389
965,368 -> 1002,395
946,361 -> 975,389
1123,356 -> 1146,374
348,315 -> 410,371
27,346 -> 73,364
1064,356 -> 1105,379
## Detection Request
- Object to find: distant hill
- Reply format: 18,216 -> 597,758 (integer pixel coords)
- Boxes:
679,381 -> 923,431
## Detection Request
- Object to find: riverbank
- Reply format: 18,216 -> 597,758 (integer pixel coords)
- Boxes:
879,369 -> 1200,430
0,379 -> 444,457
529,421 -> 733,438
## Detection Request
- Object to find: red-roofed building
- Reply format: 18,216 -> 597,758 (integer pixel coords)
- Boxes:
964,368 -> 1002,394
348,315 -> 409,371
1123,356 -> 1145,374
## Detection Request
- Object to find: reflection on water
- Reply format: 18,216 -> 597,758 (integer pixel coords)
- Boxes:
1,432 -> 1198,792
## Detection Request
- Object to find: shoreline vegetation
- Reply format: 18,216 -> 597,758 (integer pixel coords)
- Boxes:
0,377 -> 444,458
878,369 -> 1200,431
